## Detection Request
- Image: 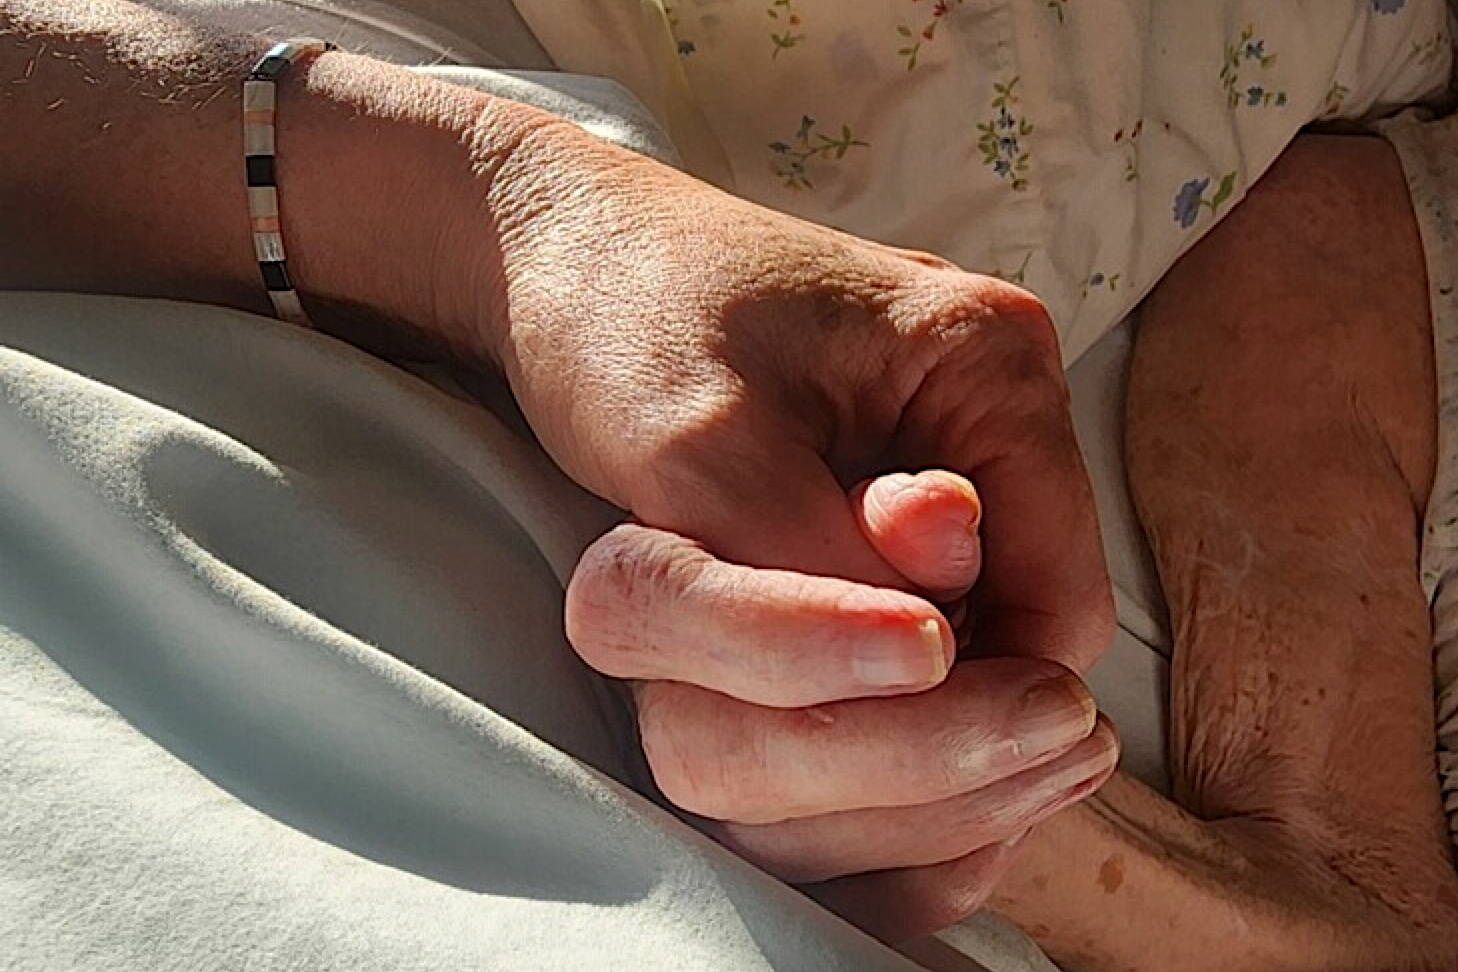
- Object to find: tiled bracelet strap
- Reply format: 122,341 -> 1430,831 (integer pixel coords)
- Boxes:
243,39 -> 336,327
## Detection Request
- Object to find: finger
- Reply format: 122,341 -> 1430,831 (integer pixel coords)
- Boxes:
628,407 -> 915,589
852,469 -> 982,600
714,714 -> 1118,882
808,835 -> 1025,944
566,522 -> 954,707
893,277 -> 1115,672
636,657 -> 1096,824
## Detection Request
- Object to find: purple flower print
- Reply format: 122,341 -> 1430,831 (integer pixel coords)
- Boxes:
1173,178 -> 1209,228
1223,25 -> 1286,108
1173,172 -> 1237,228
1373,0 -> 1407,13
977,76 -> 1033,190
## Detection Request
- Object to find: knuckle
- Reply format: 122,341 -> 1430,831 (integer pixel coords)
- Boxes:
637,684 -> 761,820
970,284 -> 1065,395
606,526 -> 698,604
908,275 -> 1070,426
564,525 -> 708,674
987,283 -> 1060,361
637,684 -> 718,815
920,273 -> 1060,366
563,539 -> 624,663
898,248 -> 959,272
888,273 -> 1073,440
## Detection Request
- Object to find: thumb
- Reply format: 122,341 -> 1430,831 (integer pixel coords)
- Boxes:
851,469 -> 982,601
627,417 -> 915,589
607,410 -> 961,701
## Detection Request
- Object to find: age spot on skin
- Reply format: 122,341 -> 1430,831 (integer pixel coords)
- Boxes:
1097,854 -> 1125,894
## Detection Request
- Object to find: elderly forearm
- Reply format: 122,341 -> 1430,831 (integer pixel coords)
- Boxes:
989,773 -> 1457,972
0,0 -> 571,360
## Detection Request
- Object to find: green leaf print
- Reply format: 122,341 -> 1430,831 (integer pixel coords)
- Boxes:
768,116 -> 869,190
978,77 -> 1034,191
896,0 -> 963,71
1210,171 -> 1236,210
767,0 -> 804,58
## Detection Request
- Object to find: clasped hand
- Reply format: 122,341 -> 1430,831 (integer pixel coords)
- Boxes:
484,125 -> 1119,940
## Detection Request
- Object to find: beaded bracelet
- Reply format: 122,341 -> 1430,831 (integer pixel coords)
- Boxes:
242,38 -> 335,327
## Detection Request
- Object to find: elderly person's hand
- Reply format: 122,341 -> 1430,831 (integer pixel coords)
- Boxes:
567,468 -> 1118,941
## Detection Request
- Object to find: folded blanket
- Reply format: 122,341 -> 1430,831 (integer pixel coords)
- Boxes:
0,292 -> 937,972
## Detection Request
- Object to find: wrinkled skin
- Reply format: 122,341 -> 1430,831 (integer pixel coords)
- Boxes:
0,5 -> 1116,935
563,132 -> 1458,969
482,126 -> 1119,935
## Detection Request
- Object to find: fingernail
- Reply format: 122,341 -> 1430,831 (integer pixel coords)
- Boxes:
1019,674 -> 1097,755
1042,729 -> 1119,796
918,470 -> 981,533
852,617 -> 950,688
921,616 -> 956,671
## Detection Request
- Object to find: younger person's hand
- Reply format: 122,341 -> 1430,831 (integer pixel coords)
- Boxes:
481,119 -> 1113,680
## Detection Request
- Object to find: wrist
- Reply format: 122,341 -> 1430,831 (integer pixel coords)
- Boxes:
279,51 -> 567,365
0,12 -> 556,365
462,103 -> 672,371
